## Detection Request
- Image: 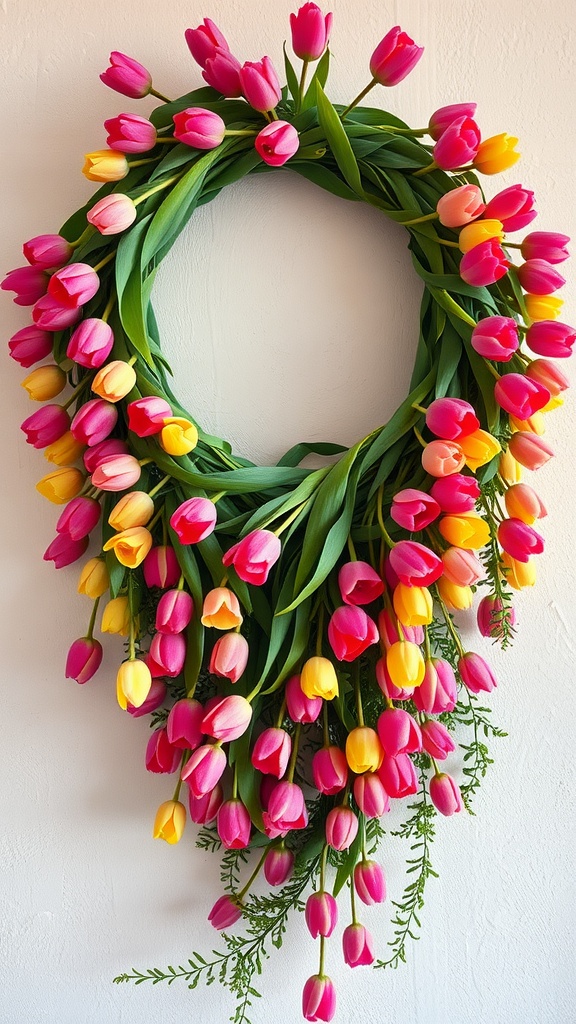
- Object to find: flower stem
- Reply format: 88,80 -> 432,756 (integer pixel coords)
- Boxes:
86,596 -> 100,640
148,474 -> 171,499
341,78 -> 377,118
150,88 -> 172,103
286,723 -> 301,782
93,251 -> 116,273
413,160 -> 437,177
354,663 -> 365,727
376,485 -> 395,548
297,59 -> 309,113
402,211 -> 439,226
238,848 -> 269,901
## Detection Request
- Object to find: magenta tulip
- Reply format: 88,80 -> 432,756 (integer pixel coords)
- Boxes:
217,799 -> 251,849
32,294 -> 82,331
56,496 -> 101,540
471,315 -> 519,361
170,496 -> 218,544
143,545 -> 180,589
208,894 -> 242,931
67,318 -> 114,368
48,263 -> 100,307
498,518 -> 544,562
494,373 -> 550,419
429,473 -> 480,513
188,784 -> 223,825
166,698 -> 204,750
433,116 -> 481,169
460,239 -> 509,286
71,399 -> 117,447
378,753 -> 418,798
390,488 -> 441,531
185,18 -> 230,66
377,707 -> 422,756
149,632 -> 186,677
327,605 -> 378,661
155,589 -> 193,634
369,25 -> 424,87
477,595 -> 516,640
1,265 -> 48,305
83,439 -> 128,474
173,107 -> 226,149
430,772 -> 463,815
421,720 -> 455,760
202,694 -> 252,743
290,4 -> 333,61
458,652 -> 498,694
65,636 -> 103,683
127,395 -> 173,436
255,121 -> 300,167
105,112 -> 156,153
251,728 -> 291,778
181,743 -> 227,797
305,891 -> 338,938
145,728 -> 181,773
100,51 -> 152,98
413,658 -> 458,714
23,234 -> 72,269
526,321 -> 575,359
428,102 -> 477,141
264,845 -> 294,887
342,923 -> 375,968
425,397 -> 479,440
338,561 -> 383,606
484,184 -> 536,232
325,805 -> 358,851
312,746 -> 348,795
285,673 -> 322,723
388,540 -> 443,587
8,325 -> 52,367
209,632 -> 249,683
21,405 -> 70,449
222,529 -> 281,585
202,49 -> 243,97
239,57 -> 282,112
353,772 -> 390,818
302,974 -> 336,1023
87,194 -> 137,235
521,231 -> 569,264
517,259 -> 565,295
262,781 -> 308,838
44,533 -> 89,569
354,859 -> 386,905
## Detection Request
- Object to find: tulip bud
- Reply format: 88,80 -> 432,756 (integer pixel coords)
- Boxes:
36,466 -> 85,504
78,557 -> 109,599
502,552 -> 536,589
159,416 -> 199,456
484,184 -> 536,232
92,360 -> 137,402
312,746 -> 348,795
21,404 -> 70,449
388,540 -> 443,586
302,975 -> 336,1023
263,844 -> 294,887
261,781 -> 308,837
290,4 -> 333,61
429,102 -> 477,140
166,699 -> 204,750
239,56 -> 282,112
170,496 -> 218,544
525,293 -> 564,321
441,546 -> 483,587
155,589 -> 194,634
473,133 -> 520,175
525,321 -> 575,359
173,108 -> 226,149
91,453 -> 142,491
104,112 -> 156,153
255,121 -> 300,167
222,529 -> 282,586
328,606 -> 379,661
459,219 -> 504,253
101,596 -> 130,635
369,25 -> 424,86
202,50 -> 243,96
201,587 -> 243,629
342,923 -> 375,968
378,753 -> 418,798
181,743 -> 227,798
87,193 -> 138,235
8,325 -> 52,367
390,488 -> 441,531
386,641 -> 425,688
67,318 -> 114,368
153,799 -> 186,844
471,315 -> 519,361
498,518 -> 544,562
208,894 -> 243,931
433,116 -> 480,170
185,18 -> 230,65
117,659 -> 152,709
325,805 -> 358,851
429,773 -> 463,815
438,513 -> 490,550
56,495 -> 101,541
127,679 -> 167,718
508,432 -> 553,470
477,595 -> 516,639
425,397 -> 479,441
436,183 -> 485,228
393,584 -> 433,627
143,545 -> 181,589
421,439 -> 466,477
83,150 -> 128,182
251,728 -> 291,778
188,783 -> 223,825
48,263 -> 100,308
305,891 -> 338,939
413,658 -> 457,714
108,491 -> 154,531
217,799 -> 251,849
71,399 -> 118,448
202,694 -> 252,742
22,364 -> 67,402
504,483 -> 546,525
23,233 -> 72,269
149,632 -> 186,677
430,473 -> 480,513
127,395 -> 173,436
517,259 -> 565,296
44,535 -> 89,570
285,673 -> 322,722
65,636 -> 103,683
377,707 -> 422,756
458,652 -> 497,693
100,51 -> 152,97
338,560 -> 384,606
145,728 -> 181,773
375,656 -> 415,701
460,239 -> 510,287
103,526 -> 153,568
354,859 -> 386,905
32,294 -> 82,331
300,656 -> 339,700
1,265 -> 48,305
345,727 -> 384,774
353,772 -> 390,817
421,720 -> 456,760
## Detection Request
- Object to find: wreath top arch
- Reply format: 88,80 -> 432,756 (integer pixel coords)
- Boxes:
4,5 -> 572,1022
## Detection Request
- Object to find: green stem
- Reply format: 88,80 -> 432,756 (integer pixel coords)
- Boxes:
101,291 -> 116,323
150,88 -> 172,103
237,848 -> 269,901
413,426 -> 427,448
93,251 -> 116,273
274,500 -> 307,537
134,173 -> 183,206
224,129 -> 258,137
147,506 -> 164,533
438,595 -> 465,656
346,534 -> 357,561
172,775 -> 183,802
148,474 -> 171,499
286,723 -> 301,782
350,873 -> 358,925
275,698 -> 287,728
232,765 -> 239,800
402,211 -> 439,226
316,604 -> 325,656
62,375 -> 91,410
86,596 -> 100,639
413,160 -> 437,177
376,485 -> 395,548
354,663 -> 364,727
341,78 -> 377,118
297,59 -> 309,112
69,226 -> 94,249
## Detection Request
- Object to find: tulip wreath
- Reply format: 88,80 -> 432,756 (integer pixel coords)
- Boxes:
5,5 -> 573,1023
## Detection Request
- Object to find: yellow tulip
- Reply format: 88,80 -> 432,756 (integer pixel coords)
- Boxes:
501,552 -> 536,590
101,596 -> 131,636
345,726 -> 384,774
541,394 -> 563,413
92,360 -> 137,402
44,430 -> 85,465
108,491 -> 155,530
458,428 -> 501,472
201,587 -> 243,630
22,364 -> 67,401
473,133 -> 520,175
525,294 -> 563,321
83,149 -> 128,182
78,557 -> 110,599
153,800 -> 186,845
510,412 -> 545,435
160,417 -> 199,456
386,641 -> 425,688
300,656 -> 339,701
438,513 -> 490,550
393,583 -> 433,627
436,577 -> 473,611
458,219 -> 503,253
36,466 -> 84,504
116,659 -> 152,709
103,526 -> 153,568
499,448 -> 522,484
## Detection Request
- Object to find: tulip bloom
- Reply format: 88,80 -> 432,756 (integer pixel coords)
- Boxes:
47,263 -> 99,309
375,657 -> 414,702
413,657 -> 457,714
378,753 -> 418,798
145,728 -> 181,773
517,259 -> 565,296
526,321 -> 575,359
208,894 -> 243,931
103,526 -> 153,568
305,891 -> 338,939
425,397 -> 479,440
430,473 -> 480,513
390,489 -> 441,531
166,698 -> 204,750
436,183 -> 485,228
459,218 -> 504,253
325,806 -> 358,851
353,772 -> 389,817
430,773 -> 463,815
421,439 -> 466,477
389,540 -> 443,586
484,184 -> 536,232
23,233 -> 72,269
328,606 -> 379,661
369,25 -> 424,87
421,720 -> 455,760
345,727 -> 384,774
44,430 -> 84,466
262,781 -> 308,837
459,429 -> 501,472
387,639 -> 425,688
32,299 -> 82,337
8,325 -> 52,367
84,439 -> 129,472
433,116 -> 481,170
170,496 -> 217,544
71,399 -> 118,447
393,583 -> 433,627
21,404 -> 70,449
127,396 -> 172,435
127,679 -> 167,718
155,590 -> 193,635
502,552 -> 536,589
207,632 -> 248,683
181,743 -> 227,797
302,974 -> 336,1023
471,315 -> 519,361
143,545 -> 180,589
201,587 -> 243,629
285,673 -> 322,722
437,577 -> 472,611
377,707 -> 422,756
460,239 -> 510,286
441,546 -> 483,586
92,360 -> 137,402
108,491 -> 154,531
477,595 -> 516,639
87,193 -> 137,235
101,596 -> 130,635
338,560 -> 384,605
202,694 -> 252,743
105,112 -> 156,153
342,923 -> 375,968
428,102 -> 477,140
458,652 -> 497,693
185,18 -> 230,66
100,51 -> 152,97
508,432 -> 553,470
438,513 -> 490,549
290,4 -> 332,61
222,529 -> 281,585
188,784 -> 223,825
22,364 -> 66,402
78,557 -> 109,598
217,799 -> 251,849
300,656 -> 339,700
521,231 -> 570,264
65,636 -> 103,683
149,632 -> 186,677
83,150 -> 129,182
160,416 -> 199,456
255,121 -> 299,167
264,845 -> 294,887
36,466 -> 84,504
354,859 -> 386,905
498,518 -> 544,562
495,374 -> 550,420
312,746 -> 348,794
504,483 -> 546,525
91,454 -> 142,490
474,134 -> 520,174
67,318 -> 114,368
525,294 -> 564,321
1,265 -> 48,305
153,799 -> 186,844
202,50 -> 243,96
251,728 -> 291,778
239,56 -> 282,112
56,496 -> 100,541
173,108 -> 226,149
117,659 -> 152,709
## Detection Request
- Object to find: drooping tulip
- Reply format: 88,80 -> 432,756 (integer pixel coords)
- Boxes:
222,529 -> 281,585
327,606 -> 379,661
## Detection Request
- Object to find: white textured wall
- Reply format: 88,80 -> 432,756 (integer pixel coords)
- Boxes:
1,1 -> 575,1022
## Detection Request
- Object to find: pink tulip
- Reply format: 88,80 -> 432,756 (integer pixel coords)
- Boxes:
285,673 -> 322,723
83,439 -> 128,473
56,496 -> 101,541
185,18 -> 230,66
264,845 -> 294,886
484,184 -> 536,232
1,266 -> 48,305
508,432 -> 554,470
239,57 -> 282,112
262,781 -> 308,838
305,891 -> 338,938
436,183 -> 485,228
460,239 -> 509,286
312,746 -> 348,795
166,698 -> 204,750
188,783 -> 223,824
44,533 -> 89,568
32,294 -> 82,331
521,230 -> 569,264
291,4 -> 333,61
149,632 -> 186,677
471,315 -> 519,361
441,546 -> 483,586
217,799 -> 251,849
87,194 -> 137,235
430,772 -> 463,815
421,439 -> 465,477
170,496 -> 217,544
222,528 -> 281,585
377,707 -> 421,756
8,325 -> 52,367
71,399 -> 118,447
426,397 -> 479,441
389,540 -> 443,587
390,488 -> 441,531
429,473 -> 480,513
477,595 -> 516,640
91,453 -> 142,490
421,720 -> 455,760
369,25 -> 424,87
353,772 -> 390,817
327,606 -> 379,661
145,728 -> 181,773
433,116 -> 481,169
498,518 -> 544,562
126,679 -> 167,717
208,632 -> 249,683
428,103 -> 477,141
143,545 -> 180,589
208,894 -> 242,931
354,859 -> 386,905
48,263 -> 100,308
127,396 -> 173,436
104,112 -> 156,153
260,773 -> 281,812
173,107 -> 226,149
413,658 -> 457,714
494,373 -> 550,419
251,728 -> 291,778
302,974 -> 336,1023
155,589 -> 194,634
375,657 -> 415,701
342,923 -> 375,968
255,121 -> 300,167
21,404 -> 70,448
23,234 -> 72,269
526,321 -> 575,359
338,560 -> 384,606
181,743 -> 227,797
67,318 -> 114,367
458,652 -> 497,694
378,753 -> 418,798
325,805 -> 358,850
202,694 -> 252,743
65,636 -> 103,683
517,259 -> 565,295
202,49 -> 243,96
100,51 -> 152,98
526,358 -> 569,396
